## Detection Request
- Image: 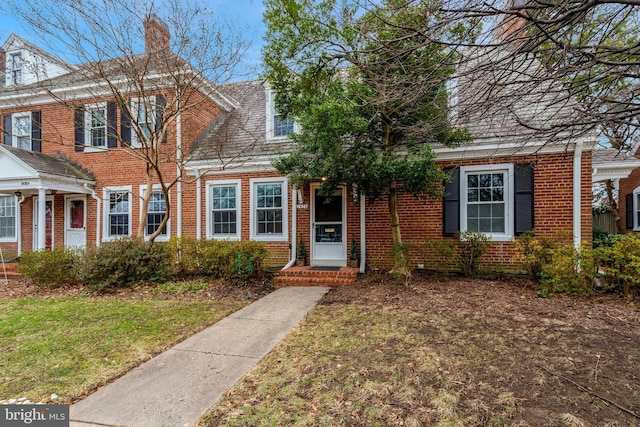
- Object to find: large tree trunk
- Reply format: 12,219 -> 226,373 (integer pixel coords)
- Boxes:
388,183 -> 410,276
606,179 -> 622,234
137,170 -> 154,239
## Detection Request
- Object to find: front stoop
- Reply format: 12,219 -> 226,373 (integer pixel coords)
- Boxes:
1,262 -> 21,280
274,266 -> 359,287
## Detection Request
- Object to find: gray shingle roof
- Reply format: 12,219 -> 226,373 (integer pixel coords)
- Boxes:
2,144 -> 94,181
189,80 -> 293,165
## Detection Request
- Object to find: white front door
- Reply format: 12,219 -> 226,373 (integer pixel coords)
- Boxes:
65,196 -> 86,248
311,185 -> 346,266
33,198 -> 53,250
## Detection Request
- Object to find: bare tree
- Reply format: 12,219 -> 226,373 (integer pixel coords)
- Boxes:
3,0 -> 250,241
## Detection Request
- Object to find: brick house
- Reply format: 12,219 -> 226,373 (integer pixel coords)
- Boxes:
608,147 -> 640,233
0,21 -> 635,274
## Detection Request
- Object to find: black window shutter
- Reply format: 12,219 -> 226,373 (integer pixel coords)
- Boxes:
3,114 -> 12,146
74,107 -> 85,152
443,167 -> 460,236
626,193 -> 634,229
31,111 -> 41,152
107,102 -> 117,148
120,100 -> 131,146
514,163 -> 534,235
155,95 -> 167,143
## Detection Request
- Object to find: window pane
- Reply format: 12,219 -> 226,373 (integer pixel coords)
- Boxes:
0,196 -> 16,238
211,185 -> 238,235
479,174 -> 492,187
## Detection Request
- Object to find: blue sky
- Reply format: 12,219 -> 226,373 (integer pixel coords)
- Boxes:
0,0 -> 267,79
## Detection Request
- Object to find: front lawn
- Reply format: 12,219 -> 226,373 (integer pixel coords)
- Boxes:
202,275 -> 640,426
0,292 -> 245,403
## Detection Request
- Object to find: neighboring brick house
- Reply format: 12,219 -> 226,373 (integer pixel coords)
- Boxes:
0,21 -> 635,273
0,18 -> 235,257
610,147 -> 640,233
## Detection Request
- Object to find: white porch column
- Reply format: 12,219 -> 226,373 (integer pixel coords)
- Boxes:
37,188 -> 47,250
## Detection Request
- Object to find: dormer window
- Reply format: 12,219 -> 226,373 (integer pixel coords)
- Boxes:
274,110 -> 294,137
9,52 -> 22,85
266,88 -> 297,141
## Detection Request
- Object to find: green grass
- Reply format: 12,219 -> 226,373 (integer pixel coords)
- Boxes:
0,297 -> 243,403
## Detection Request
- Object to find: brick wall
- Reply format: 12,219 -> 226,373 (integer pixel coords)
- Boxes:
1,88 -> 221,253
362,152 -> 593,271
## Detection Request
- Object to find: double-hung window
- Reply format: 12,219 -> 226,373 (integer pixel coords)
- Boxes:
104,187 -> 131,240
130,97 -> 155,148
141,185 -> 168,240
13,113 -> 31,150
266,89 -> 296,140
0,196 -> 16,241
250,178 -> 288,241
85,103 -> 107,150
207,180 -> 241,239
9,52 -> 22,86
460,164 -> 514,240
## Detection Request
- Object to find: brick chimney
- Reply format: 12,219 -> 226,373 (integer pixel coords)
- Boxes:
495,0 -> 528,46
144,14 -> 170,52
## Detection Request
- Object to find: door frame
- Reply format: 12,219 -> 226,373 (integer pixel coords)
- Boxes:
64,195 -> 87,248
310,183 -> 347,266
33,196 -> 54,250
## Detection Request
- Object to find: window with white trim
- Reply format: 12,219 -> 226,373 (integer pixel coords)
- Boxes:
104,187 -> 131,239
9,52 -> 22,86
207,180 -> 241,239
633,187 -> 640,231
266,89 -> 296,140
85,103 -> 107,150
460,164 -> 514,240
130,96 -> 156,148
0,196 -> 16,240
141,185 -> 168,240
13,112 -> 31,150
250,178 -> 288,241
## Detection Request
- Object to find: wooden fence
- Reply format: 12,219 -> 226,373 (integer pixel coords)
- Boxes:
593,212 -> 617,234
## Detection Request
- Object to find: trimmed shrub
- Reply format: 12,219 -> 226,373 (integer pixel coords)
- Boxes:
17,247 -> 81,288
541,244 -> 594,296
595,233 -> 640,297
76,238 -> 172,291
169,237 -> 268,282
458,231 -> 490,277
513,231 -> 571,280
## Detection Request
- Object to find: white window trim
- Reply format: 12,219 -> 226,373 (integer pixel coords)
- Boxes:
265,88 -> 299,142
12,112 -> 32,150
0,195 -> 18,242
460,164 -> 514,242
139,184 -> 170,241
206,179 -> 241,240
84,102 -> 108,153
130,96 -> 156,149
103,186 -> 132,241
633,186 -> 640,231
8,51 -> 22,86
250,177 -> 289,242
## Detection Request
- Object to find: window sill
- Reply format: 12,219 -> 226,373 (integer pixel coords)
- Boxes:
85,146 -> 108,153
250,234 -> 288,242
209,235 -> 241,241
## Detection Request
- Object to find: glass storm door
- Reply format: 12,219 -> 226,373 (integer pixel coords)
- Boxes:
33,199 -> 53,250
65,196 -> 86,248
311,185 -> 346,266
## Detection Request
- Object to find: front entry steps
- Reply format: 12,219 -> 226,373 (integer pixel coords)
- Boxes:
274,266 -> 359,287
1,262 -> 21,280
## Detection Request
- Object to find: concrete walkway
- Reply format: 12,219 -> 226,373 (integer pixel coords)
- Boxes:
70,286 -> 330,427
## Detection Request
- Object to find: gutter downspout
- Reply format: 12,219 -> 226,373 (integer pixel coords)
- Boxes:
283,186 -> 298,269
573,139 -> 584,251
359,194 -> 366,273
85,184 -> 101,247
176,111 -> 183,238
16,196 -> 26,256
196,170 -> 202,240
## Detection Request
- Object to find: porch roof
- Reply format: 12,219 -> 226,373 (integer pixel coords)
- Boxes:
0,145 -> 95,196
592,148 -> 640,182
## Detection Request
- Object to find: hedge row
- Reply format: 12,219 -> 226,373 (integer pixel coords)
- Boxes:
17,237 -> 268,291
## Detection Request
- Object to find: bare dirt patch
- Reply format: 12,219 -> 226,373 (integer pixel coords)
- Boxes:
321,272 -> 640,425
